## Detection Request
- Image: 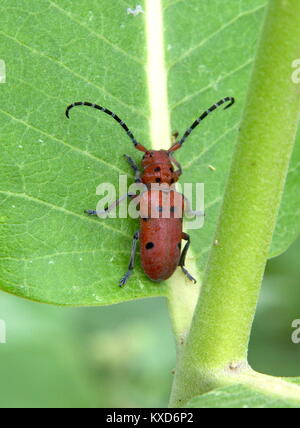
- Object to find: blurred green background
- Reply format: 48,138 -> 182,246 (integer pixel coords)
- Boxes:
0,236 -> 299,408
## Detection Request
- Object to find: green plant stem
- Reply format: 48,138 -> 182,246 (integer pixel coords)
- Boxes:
169,0 -> 300,407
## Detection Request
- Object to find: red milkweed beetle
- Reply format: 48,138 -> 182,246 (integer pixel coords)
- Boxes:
66,97 -> 235,287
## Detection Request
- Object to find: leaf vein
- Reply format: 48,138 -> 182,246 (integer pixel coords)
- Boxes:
0,190 -> 131,238
171,58 -> 253,110
0,107 -> 129,176
182,123 -> 239,169
0,30 -> 146,118
168,3 -> 266,70
48,0 -> 144,66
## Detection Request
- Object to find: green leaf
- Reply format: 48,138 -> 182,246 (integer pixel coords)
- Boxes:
186,380 -> 300,408
0,0 -> 299,305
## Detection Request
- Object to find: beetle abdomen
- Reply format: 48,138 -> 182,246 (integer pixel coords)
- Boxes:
140,217 -> 183,281
139,189 -> 184,281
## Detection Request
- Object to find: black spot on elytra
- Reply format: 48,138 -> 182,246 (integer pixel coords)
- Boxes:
156,178 -> 161,183
154,167 -> 161,172
146,242 -> 154,250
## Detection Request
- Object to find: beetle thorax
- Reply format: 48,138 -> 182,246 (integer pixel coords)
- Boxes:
141,150 -> 178,186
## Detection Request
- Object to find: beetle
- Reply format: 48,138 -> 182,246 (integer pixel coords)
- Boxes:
65,97 -> 235,287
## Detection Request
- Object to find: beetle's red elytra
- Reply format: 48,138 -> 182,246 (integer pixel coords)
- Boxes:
65,97 -> 235,287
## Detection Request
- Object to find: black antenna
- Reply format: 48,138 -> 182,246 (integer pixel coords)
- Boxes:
65,102 -> 147,152
169,97 -> 235,152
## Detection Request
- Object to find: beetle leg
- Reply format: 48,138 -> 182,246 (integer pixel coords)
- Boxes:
124,154 -> 142,182
85,192 -> 136,216
119,230 -> 140,287
179,233 -> 196,284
